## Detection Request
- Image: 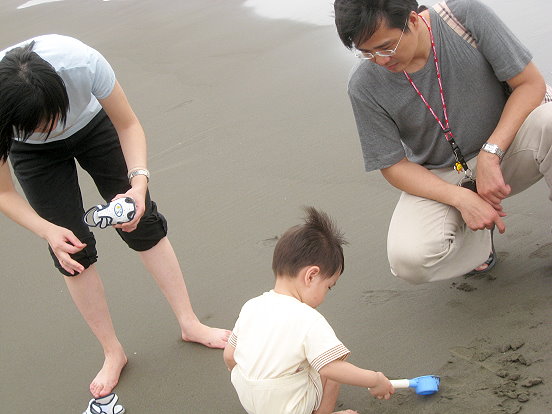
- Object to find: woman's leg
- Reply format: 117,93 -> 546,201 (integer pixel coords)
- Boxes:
63,265 -> 127,397
9,133 -> 126,397
139,237 -> 230,348
76,111 -> 229,347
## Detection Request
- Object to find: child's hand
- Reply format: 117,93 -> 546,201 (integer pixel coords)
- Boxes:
368,372 -> 394,400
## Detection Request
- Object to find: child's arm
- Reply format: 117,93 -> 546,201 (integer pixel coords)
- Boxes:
313,377 -> 341,414
223,344 -> 237,371
319,360 -> 394,399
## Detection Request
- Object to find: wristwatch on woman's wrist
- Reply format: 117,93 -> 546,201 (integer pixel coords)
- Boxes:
481,143 -> 505,161
127,168 -> 150,183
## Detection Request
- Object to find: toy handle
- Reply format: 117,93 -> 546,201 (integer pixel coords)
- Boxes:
390,379 -> 411,389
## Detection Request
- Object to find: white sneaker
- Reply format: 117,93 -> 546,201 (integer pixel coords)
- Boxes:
83,393 -> 125,414
83,197 -> 136,229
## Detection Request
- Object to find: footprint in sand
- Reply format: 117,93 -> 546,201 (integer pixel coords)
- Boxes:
361,289 -> 404,304
529,242 -> 552,259
257,236 -> 279,247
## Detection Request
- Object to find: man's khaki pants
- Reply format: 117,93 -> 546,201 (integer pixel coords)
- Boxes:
388,103 -> 552,284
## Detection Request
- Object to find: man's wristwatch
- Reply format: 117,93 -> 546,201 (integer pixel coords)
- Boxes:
480,143 -> 505,161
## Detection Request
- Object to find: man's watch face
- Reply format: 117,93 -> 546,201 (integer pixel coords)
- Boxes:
482,143 -> 504,159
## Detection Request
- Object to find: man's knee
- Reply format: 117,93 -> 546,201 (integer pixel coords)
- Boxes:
528,102 -> 552,138
388,240 -> 445,284
389,254 -> 436,284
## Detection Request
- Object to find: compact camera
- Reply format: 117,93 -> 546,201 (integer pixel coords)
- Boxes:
460,178 -> 477,193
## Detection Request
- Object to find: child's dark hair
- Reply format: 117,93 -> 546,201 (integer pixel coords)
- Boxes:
272,207 -> 347,278
0,41 -> 69,162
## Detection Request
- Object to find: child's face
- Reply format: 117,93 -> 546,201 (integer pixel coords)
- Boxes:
304,271 -> 340,308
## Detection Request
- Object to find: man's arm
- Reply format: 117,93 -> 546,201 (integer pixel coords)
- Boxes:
380,157 -> 506,233
382,64 -> 545,233
476,62 -> 546,208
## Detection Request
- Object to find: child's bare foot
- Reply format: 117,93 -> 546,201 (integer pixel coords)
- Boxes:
333,411 -> 359,414
89,348 -> 128,398
181,320 -> 231,349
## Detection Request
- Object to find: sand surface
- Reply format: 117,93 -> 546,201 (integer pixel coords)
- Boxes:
0,0 -> 550,412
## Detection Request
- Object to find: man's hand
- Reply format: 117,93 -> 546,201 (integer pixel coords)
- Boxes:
457,187 -> 506,233
44,223 -> 86,275
380,157 -> 506,233
475,151 -> 511,211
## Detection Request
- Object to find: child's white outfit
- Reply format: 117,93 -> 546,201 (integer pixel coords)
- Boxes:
228,290 -> 350,414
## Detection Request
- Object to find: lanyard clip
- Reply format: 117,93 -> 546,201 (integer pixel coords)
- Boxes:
448,137 -> 469,173
443,128 -> 454,143
453,159 -> 473,179
463,167 -> 474,180
452,145 -> 463,163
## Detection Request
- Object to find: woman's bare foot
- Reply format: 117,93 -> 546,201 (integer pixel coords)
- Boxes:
333,410 -> 359,414
89,348 -> 128,398
181,319 -> 231,349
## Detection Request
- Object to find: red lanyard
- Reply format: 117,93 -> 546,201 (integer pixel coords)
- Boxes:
403,14 -> 471,175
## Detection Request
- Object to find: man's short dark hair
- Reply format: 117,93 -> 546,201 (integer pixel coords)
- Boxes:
0,41 -> 69,162
272,207 -> 347,278
334,0 -> 419,49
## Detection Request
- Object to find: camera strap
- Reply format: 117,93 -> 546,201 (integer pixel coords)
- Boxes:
403,14 -> 473,179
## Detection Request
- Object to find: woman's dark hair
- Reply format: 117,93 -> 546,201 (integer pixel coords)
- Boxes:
272,207 -> 347,279
0,41 -> 69,162
334,0 -> 419,49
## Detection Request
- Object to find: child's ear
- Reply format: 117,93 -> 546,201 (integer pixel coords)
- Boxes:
304,266 -> 321,286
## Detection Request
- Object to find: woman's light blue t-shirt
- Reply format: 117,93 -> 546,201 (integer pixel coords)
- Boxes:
0,34 -> 116,143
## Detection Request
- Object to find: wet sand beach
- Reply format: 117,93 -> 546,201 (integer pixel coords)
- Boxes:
0,0 -> 550,412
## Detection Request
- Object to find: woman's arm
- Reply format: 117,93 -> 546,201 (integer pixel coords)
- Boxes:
0,161 -> 86,274
99,80 -> 148,232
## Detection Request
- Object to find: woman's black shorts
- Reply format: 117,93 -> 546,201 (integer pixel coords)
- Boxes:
9,110 -> 168,276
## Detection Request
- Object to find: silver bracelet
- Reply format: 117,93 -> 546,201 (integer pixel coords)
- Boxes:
127,168 -> 150,183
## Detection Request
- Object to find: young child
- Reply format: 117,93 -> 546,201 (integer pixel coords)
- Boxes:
223,207 -> 394,414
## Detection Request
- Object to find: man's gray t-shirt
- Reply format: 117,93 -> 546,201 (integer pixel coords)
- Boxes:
347,0 -> 532,171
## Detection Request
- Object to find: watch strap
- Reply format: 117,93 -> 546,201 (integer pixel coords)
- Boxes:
481,143 -> 505,160
128,168 -> 150,183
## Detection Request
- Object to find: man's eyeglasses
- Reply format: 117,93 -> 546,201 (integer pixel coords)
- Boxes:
353,17 -> 409,60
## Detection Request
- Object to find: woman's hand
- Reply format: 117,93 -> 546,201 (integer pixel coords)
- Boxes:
44,223 -> 87,275
112,179 -> 147,232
